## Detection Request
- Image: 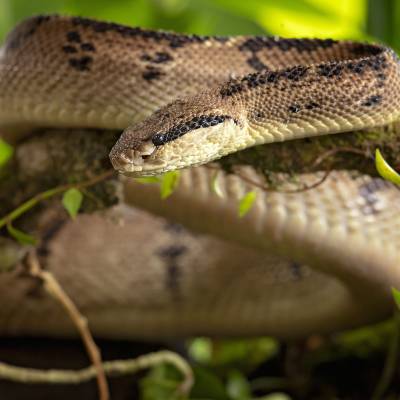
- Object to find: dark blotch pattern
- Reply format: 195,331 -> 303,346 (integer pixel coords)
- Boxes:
142,66 -> 164,81
239,37 -> 337,54
288,104 -> 301,113
352,43 -> 383,56
247,55 -> 267,71
7,15 -> 51,49
69,56 -> 93,71
71,16 -> 226,49
64,32 -> 96,71
220,80 -> 245,97
158,245 -> 187,259
317,63 -> 344,78
346,54 -> 388,75
222,44 -> 389,98
290,262 -> 304,280
152,115 -> 230,146
305,101 -> 320,110
283,66 -> 309,81
66,31 -> 82,43
157,245 -> 187,298
141,51 -> 173,64
221,66 -> 308,97
362,94 -> 382,107
32,15 -> 52,27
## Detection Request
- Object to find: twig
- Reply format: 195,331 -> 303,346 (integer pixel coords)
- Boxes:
0,169 -> 115,230
205,145 -> 372,195
205,164 -> 331,194
311,147 -> 367,167
26,251 -> 110,400
0,350 -> 194,395
232,168 -> 332,194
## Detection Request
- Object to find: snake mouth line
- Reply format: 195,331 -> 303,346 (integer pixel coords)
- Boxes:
110,141 -> 164,173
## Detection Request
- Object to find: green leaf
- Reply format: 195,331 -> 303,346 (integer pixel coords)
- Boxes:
226,370 -> 251,400
160,171 -> 180,199
375,149 -> 400,185
203,338 -> 279,368
238,191 -> 256,217
188,338 -> 212,363
140,364 -> 184,400
7,223 -> 37,245
190,366 -> 229,400
135,176 -> 161,184
62,188 -> 83,219
392,288 -> 400,310
0,139 -> 13,167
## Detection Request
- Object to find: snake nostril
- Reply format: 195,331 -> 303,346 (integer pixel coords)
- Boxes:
120,149 -> 136,164
111,141 -> 157,172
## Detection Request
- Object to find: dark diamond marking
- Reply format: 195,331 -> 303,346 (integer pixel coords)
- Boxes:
62,45 -> 78,54
69,56 -> 93,71
66,31 -> 82,43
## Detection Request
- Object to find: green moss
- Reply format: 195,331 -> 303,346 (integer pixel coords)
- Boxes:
0,129 -> 120,219
218,121 -> 400,188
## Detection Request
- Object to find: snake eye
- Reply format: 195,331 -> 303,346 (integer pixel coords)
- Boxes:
152,133 -> 166,146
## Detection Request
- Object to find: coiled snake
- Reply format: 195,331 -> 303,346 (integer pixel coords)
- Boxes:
0,15 -> 400,339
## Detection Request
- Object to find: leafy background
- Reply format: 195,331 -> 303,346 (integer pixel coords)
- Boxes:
0,0 -> 399,52
0,0 -> 399,399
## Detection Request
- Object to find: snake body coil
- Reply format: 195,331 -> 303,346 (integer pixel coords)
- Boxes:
1,15 -> 400,339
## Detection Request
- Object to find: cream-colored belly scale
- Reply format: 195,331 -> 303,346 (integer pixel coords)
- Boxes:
0,15 -> 400,339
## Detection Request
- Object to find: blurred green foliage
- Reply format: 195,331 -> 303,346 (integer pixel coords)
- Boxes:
0,139 -> 13,167
0,0 -> 398,51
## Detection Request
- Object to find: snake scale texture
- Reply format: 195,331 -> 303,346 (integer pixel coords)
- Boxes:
0,15 -> 400,339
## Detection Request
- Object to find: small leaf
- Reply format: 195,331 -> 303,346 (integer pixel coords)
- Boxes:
375,149 -> 400,185
238,191 -> 256,217
62,188 -> 83,219
0,139 -> 13,167
211,171 -> 224,198
140,364 -> 183,400
135,176 -> 161,184
226,370 -> 251,400
160,171 -> 180,199
201,338 -> 279,367
188,338 -> 212,363
7,223 -> 37,245
190,366 -> 229,400
392,288 -> 400,310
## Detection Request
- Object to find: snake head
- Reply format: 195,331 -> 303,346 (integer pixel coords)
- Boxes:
110,94 -> 244,176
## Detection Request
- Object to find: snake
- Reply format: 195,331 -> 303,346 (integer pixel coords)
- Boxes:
1,14 -> 400,339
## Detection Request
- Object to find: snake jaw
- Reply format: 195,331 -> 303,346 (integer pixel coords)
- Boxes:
110,141 -> 162,174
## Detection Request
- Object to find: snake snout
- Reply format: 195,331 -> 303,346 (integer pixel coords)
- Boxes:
110,141 -> 157,173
